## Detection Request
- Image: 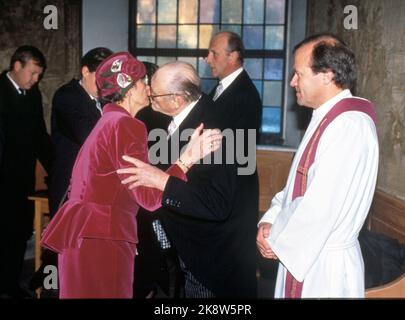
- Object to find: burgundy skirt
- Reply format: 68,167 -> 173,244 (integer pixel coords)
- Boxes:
58,238 -> 136,298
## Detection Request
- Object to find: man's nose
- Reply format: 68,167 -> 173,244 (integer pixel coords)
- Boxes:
32,74 -> 40,83
290,74 -> 297,87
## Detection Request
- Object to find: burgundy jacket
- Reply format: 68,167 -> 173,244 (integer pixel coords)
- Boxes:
41,103 -> 185,254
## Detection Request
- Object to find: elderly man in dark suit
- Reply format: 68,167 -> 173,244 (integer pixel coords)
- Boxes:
119,61 -> 258,298
0,46 -> 52,298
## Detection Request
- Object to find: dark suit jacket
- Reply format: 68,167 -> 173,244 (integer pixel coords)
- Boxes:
0,71 -> 52,237
209,70 -> 261,210
134,106 -> 173,297
155,94 -> 258,298
0,117 -> 4,163
136,106 -> 171,140
209,69 -> 262,137
49,79 -> 102,215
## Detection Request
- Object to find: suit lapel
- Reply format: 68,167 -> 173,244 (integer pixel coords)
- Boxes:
214,70 -> 248,102
165,96 -> 206,166
208,83 -> 218,100
177,98 -> 205,134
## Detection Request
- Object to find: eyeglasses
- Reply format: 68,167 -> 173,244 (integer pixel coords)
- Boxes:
149,92 -> 185,101
149,93 -> 175,101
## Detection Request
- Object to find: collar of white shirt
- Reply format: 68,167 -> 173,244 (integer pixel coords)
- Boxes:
172,96 -> 201,129
6,72 -> 25,95
312,89 -> 352,121
218,67 -> 244,93
79,79 -> 102,114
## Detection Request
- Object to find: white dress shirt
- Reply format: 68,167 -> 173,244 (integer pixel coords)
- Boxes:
6,72 -> 25,95
167,96 -> 201,137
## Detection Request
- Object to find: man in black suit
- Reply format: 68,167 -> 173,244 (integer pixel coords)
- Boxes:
49,47 -> 113,216
207,31 -> 263,295
205,30 -> 261,258
206,31 -> 262,135
0,46 -> 52,297
119,61 -> 258,298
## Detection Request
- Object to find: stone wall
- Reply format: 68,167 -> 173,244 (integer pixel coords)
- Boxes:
307,0 -> 405,200
0,0 -> 81,130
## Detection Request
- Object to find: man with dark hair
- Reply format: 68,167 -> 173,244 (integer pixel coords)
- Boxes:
8,45 -> 47,75
0,45 -> 52,298
256,33 -> 379,298
294,33 -> 357,90
49,47 -> 113,216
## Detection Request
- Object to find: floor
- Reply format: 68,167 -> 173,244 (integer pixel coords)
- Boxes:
18,235 -> 277,299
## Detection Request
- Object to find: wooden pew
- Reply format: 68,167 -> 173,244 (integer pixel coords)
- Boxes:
365,190 -> 405,298
366,273 -> 405,298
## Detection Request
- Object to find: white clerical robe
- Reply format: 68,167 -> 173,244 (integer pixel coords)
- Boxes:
259,90 -> 379,298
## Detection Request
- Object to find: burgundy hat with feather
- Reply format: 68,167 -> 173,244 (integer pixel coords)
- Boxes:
95,52 -> 146,98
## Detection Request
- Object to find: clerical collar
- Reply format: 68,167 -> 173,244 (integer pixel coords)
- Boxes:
172,96 -> 201,128
218,67 -> 243,92
6,72 -> 25,95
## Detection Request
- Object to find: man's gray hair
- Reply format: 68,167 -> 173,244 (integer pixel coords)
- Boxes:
159,61 -> 201,103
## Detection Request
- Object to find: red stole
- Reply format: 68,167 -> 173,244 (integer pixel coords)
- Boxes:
284,97 -> 377,298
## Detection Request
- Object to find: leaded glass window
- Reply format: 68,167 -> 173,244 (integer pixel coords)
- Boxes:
130,0 -> 288,144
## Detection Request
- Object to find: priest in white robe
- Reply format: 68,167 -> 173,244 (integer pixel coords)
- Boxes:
257,33 -> 379,298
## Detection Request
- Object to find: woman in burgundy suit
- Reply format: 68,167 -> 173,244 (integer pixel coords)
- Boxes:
40,52 -> 221,298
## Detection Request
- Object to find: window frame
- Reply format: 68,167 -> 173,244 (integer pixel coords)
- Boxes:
129,0 -> 290,145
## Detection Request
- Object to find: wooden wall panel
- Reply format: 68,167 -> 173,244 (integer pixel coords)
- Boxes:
368,190 -> 405,244
257,149 -> 295,213
35,161 -> 48,191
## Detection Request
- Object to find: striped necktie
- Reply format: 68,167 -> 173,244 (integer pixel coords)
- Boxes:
213,82 -> 223,101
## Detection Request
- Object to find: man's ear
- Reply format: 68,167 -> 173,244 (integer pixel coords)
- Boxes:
81,66 -> 90,78
322,70 -> 334,85
173,94 -> 183,109
229,51 -> 240,64
13,61 -> 23,72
